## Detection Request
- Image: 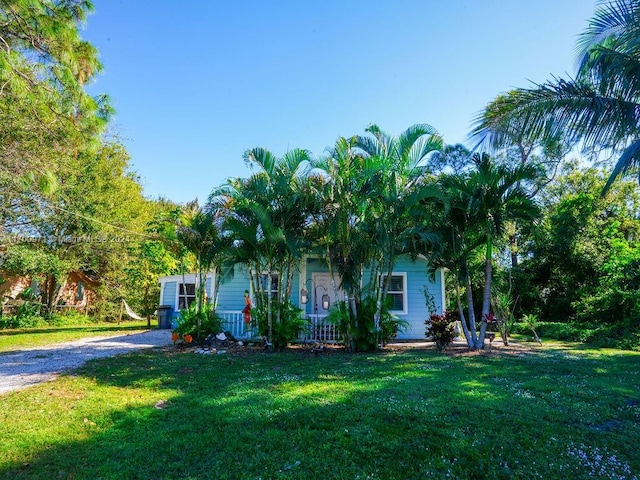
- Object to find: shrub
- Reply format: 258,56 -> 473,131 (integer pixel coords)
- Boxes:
0,313 -> 46,329
425,311 -> 456,350
328,297 -> 408,352
253,300 -> 306,350
49,310 -> 94,326
173,302 -> 223,341
511,319 -> 640,350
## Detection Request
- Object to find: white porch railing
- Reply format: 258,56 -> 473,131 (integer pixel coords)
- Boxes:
217,310 -> 258,340
299,314 -> 340,343
216,310 -> 340,343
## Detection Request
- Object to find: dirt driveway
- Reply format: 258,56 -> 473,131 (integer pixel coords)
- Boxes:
0,329 -> 173,395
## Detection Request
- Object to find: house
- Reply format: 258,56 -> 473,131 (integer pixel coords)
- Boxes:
159,255 -> 445,341
0,270 -> 98,315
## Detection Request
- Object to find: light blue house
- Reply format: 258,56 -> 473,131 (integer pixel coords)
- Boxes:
158,254 -> 445,341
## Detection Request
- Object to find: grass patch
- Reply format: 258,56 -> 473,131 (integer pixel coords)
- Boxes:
0,320 -> 152,352
0,344 -> 639,479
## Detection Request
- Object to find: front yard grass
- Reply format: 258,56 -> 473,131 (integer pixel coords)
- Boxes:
0,320 -> 152,352
0,342 -> 638,479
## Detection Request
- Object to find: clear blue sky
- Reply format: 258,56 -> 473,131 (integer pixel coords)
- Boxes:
83,0 -> 596,204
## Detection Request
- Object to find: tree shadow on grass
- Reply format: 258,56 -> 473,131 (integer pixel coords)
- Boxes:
1,348 -> 639,479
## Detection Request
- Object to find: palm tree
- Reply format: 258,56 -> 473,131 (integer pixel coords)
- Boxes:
209,148 -> 314,348
353,124 -> 443,338
308,124 -> 442,350
472,0 -> 640,193
309,136 -> 374,327
176,201 -> 231,339
438,154 -> 540,349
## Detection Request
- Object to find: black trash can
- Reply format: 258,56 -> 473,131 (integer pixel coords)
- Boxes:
157,305 -> 173,329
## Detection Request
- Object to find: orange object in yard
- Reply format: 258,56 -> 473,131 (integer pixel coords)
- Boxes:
171,332 -> 180,342
242,290 -> 252,324
184,334 -> 193,344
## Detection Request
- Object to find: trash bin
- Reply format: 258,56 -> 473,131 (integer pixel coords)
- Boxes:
157,305 -> 173,329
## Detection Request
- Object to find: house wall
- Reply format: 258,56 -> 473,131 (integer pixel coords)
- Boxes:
301,255 -> 444,339
161,281 -> 177,309
159,268 -> 253,315
216,266 -> 251,311
386,255 -> 444,340
1,272 -> 97,311
57,271 -> 97,308
300,257 -> 333,315
158,256 -> 445,340
0,276 -> 30,300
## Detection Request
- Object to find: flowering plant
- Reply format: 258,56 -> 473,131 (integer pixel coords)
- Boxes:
425,311 -> 456,350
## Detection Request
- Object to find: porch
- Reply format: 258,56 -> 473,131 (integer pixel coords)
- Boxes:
217,310 -> 340,344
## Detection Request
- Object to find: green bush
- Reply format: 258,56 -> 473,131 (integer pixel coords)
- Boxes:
48,310 -> 94,326
327,297 -> 408,352
253,300 -> 306,350
0,313 -> 46,329
173,303 -> 223,341
511,320 -> 640,350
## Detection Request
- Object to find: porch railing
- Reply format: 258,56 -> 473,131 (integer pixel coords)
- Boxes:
216,310 -> 340,343
299,314 -> 339,343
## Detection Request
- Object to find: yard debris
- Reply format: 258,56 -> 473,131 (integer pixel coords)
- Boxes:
154,400 -> 167,409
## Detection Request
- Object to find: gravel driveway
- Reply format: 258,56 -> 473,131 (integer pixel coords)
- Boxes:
0,329 -> 173,395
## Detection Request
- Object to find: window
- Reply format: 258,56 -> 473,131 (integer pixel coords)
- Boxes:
178,283 -> 196,310
76,281 -> 85,301
381,273 -> 407,313
258,274 -> 279,300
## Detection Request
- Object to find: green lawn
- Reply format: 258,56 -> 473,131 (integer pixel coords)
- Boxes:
0,341 -> 638,479
0,320 -> 152,352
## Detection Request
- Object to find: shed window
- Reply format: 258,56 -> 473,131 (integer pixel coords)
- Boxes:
76,281 -> 85,301
178,283 -> 196,310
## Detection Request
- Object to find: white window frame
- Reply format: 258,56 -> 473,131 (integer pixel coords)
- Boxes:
380,272 -> 408,315
256,273 -> 279,300
178,282 -> 197,310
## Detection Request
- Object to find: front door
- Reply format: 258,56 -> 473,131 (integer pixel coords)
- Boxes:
312,273 -> 342,315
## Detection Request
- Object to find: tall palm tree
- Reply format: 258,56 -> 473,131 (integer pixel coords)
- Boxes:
472,0 -> 640,193
176,201 -> 230,340
309,136 -> 374,324
354,124 -> 443,337
438,154 -> 540,349
209,148 -> 314,348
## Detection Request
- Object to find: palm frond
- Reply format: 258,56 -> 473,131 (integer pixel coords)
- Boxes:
603,138 -> 640,192
243,147 -> 277,177
397,123 -> 441,159
576,0 -> 638,71
473,78 -> 639,151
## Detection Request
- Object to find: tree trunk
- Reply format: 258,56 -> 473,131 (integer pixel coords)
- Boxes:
509,233 -> 518,268
477,238 -> 493,349
463,263 -> 478,347
455,280 -> 473,347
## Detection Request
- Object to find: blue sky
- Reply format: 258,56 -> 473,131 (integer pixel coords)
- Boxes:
83,0 -> 596,204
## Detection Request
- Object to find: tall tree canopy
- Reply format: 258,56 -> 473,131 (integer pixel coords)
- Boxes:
472,0 -> 640,192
